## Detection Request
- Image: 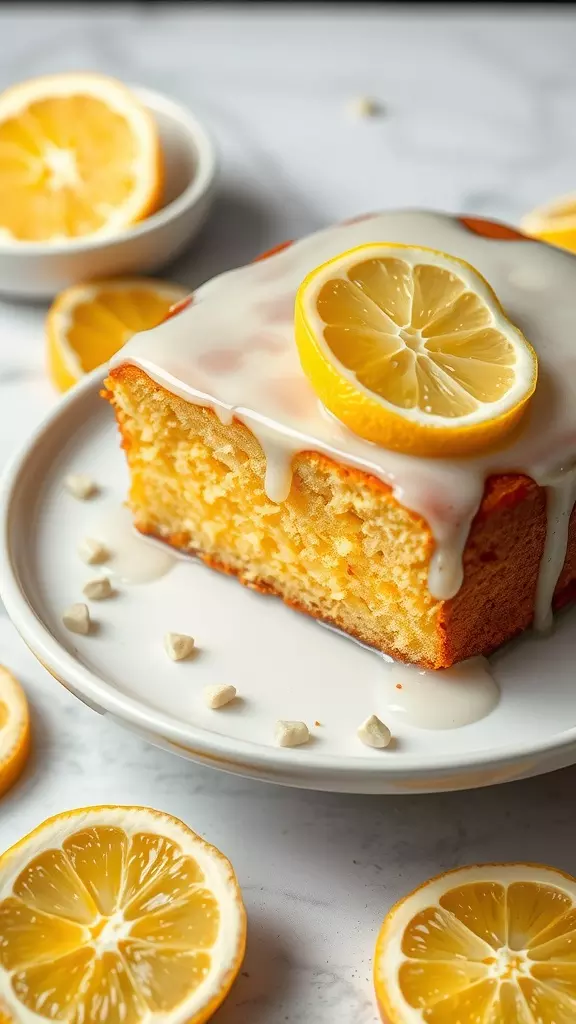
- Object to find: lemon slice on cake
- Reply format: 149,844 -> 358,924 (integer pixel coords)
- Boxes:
0,73 -> 162,243
522,194 -> 576,253
47,277 -> 188,391
374,862 -> 576,1023
0,805 -> 246,1023
294,243 -> 537,456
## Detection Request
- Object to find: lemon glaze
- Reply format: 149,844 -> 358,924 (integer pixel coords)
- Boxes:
88,504 -> 175,584
112,210 -> 576,634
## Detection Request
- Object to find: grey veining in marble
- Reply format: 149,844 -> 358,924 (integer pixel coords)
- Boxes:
1,6 -> 576,1021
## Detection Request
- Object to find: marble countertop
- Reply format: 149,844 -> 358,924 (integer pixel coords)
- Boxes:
1,6 -> 576,1021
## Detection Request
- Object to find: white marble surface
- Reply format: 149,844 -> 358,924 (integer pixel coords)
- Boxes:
1,6 -> 576,1021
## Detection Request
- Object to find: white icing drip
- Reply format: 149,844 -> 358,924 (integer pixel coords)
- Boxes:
214,406 -> 234,427
427,515 -> 474,602
236,416 -> 295,504
112,210 -> 576,623
263,448 -> 293,505
534,466 -> 576,631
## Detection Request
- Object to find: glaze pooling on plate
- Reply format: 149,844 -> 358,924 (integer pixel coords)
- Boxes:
112,210 -> 576,625
322,622 -> 500,729
89,500 -> 501,729
377,656 -> 499,730
89,504 -> 176,584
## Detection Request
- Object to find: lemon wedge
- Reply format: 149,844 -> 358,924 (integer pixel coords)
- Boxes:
374,862 -> 576,1023
47,277 -> 188,392
294,243 -> 537,456
0,805 -> 246,1023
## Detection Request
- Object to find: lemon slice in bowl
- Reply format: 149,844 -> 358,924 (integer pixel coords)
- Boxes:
294,243 -> 537,456
521,194 -> 576,253
47,277 -> 188,392
0,73 -> 162,244
374,862 -> 576,1024
0,805 -> 246,1023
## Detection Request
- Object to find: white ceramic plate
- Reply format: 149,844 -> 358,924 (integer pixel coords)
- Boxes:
2,371 -> 576,794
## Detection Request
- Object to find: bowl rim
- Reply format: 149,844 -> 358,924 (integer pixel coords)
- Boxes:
0,83 -> 218,257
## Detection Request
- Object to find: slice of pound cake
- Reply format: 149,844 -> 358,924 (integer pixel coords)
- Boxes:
105,211 -> 576,669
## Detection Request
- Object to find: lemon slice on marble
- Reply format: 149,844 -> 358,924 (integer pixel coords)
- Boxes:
0,805 -> 246,1022
374,862 -> 576,1023
0,666 -> 30,799
294,243 -> 537,456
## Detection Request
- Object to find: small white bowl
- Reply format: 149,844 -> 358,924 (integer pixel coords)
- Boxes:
0,85 -> 217,299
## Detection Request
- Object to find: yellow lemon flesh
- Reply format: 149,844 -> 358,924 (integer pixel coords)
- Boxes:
522,194 -> 576,254
0,666 -> 30,799
47,277 -> 188,391
295,243 -> 537,457
375,862 -> 576,1024
0,806 -> 246,1023
0,73 -> 162,243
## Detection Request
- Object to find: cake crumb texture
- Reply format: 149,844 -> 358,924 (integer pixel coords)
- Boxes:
106,365 -> 576,669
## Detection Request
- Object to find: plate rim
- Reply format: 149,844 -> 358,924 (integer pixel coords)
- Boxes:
2,370 -> 576,786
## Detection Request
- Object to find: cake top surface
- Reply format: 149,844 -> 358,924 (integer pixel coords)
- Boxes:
113,210 -> 576,614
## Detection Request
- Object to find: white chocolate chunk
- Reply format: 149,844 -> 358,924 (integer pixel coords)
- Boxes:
62,603 -> 90,635
275,720 -> 309,748
164,632 -> 195,661
204,684 -> 237,709
346,95 -> 383,119
83,577 -> 113,601
65,474 -> 98,499
78,537 -> 109,565
357,714 -> 391,749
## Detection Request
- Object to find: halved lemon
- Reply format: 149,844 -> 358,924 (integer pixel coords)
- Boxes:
374,862 -> 576,1023
0,73 -> 162,243
47,277 -> 188,391
0,667 -> 30,799
0,805 -> 246,1023
522,194 -> 576,253
294,244 -> 537,456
